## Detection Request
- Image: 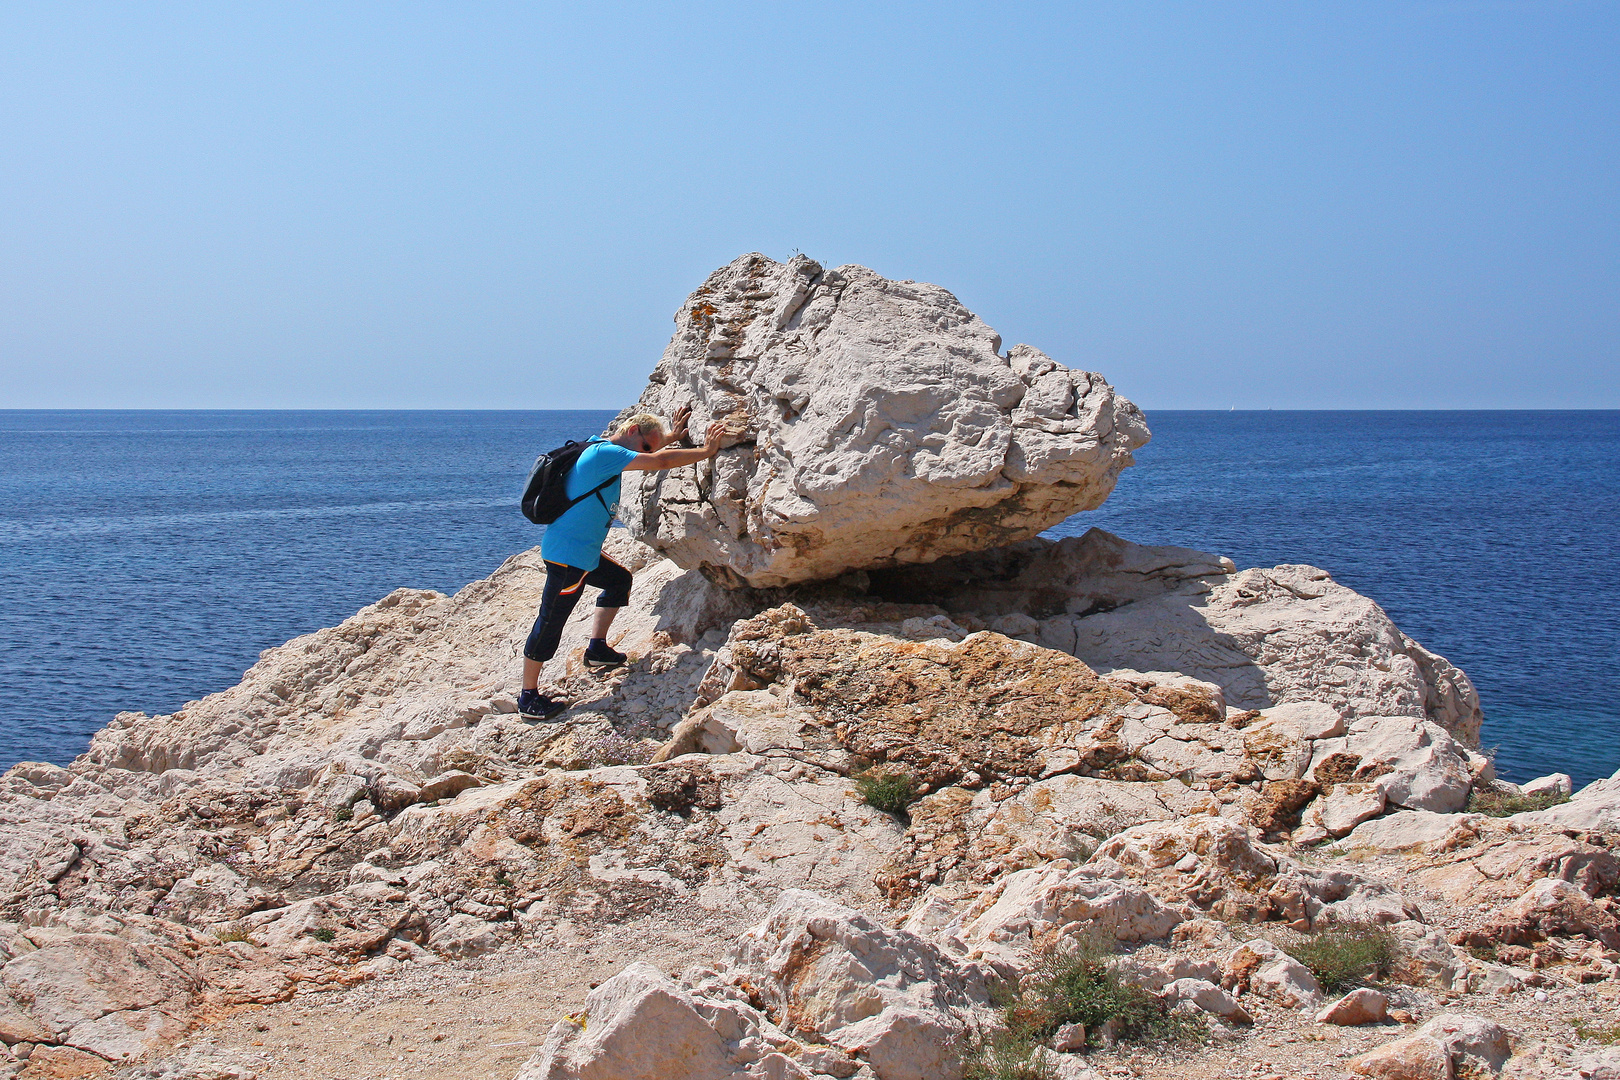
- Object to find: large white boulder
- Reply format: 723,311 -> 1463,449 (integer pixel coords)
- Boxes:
1335,716 -> 1477,813
516,963 -> 760,1080
617,253 -> 1149,587
823,1005 -> 962,1080
523,891 -> 991,1080
947,862 -> 1184,962
715,889 -> 986,1037
1162,978 -> 1251,1023
1223,939 -> 1322,1008
1303,785 -> 1387,838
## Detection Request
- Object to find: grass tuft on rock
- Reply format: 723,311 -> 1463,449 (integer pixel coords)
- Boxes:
992,939 -> 1207,1052
1574,1018 -> 1620,1045
960,1029 -> 1056,1080
212,924 -> 255,943
854,769 -> 919,815
1466,788 -> 1571,817
310,927 -> 337,943
1281,923 -> 1396,991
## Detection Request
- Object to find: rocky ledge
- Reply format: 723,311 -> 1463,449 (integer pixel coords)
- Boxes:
0,526 -> 1613,1080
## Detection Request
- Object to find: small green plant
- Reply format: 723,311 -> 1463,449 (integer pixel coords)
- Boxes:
1000,939 -> 1206,1049
1466,941 -> 1498,962
493,870 -> 513,888
1466,788 -> 1570,818
213,924 -> 255,944
1574,1018 -> 1620,1045
855,769 -> 919,815
332,806 -> 353,821
310,927 -> 337,943
1010,942 -> 1139,1036
1281,923 -> 1396,991
960,1028 -> 1055,1080
962,941 -> 1206,1075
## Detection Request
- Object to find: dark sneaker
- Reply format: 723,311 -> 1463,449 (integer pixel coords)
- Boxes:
517,689 -> 567,721
582,641 -> 627,669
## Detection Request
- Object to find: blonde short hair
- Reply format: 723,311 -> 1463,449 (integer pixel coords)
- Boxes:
613,412 -> 667,440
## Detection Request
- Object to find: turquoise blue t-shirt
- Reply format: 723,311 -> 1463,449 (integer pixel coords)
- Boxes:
540,441 -> 639,571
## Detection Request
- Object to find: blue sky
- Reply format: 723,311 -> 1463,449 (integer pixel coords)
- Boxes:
2,2 -> 1615,409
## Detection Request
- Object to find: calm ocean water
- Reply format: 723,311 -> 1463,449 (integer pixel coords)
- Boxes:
1,410 -> 1615,787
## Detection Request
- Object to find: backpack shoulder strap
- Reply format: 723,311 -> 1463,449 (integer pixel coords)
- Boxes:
562,438 -> 620,515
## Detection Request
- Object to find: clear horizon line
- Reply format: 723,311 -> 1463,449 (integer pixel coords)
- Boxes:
3,406 -> 1618,414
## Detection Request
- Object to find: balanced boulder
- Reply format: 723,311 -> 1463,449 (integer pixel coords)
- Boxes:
617,252 -> 1149,586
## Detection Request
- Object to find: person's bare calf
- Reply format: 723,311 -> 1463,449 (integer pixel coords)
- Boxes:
522,606 -> 622,690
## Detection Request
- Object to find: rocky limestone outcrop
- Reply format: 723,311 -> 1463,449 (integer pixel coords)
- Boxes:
1090,816 -> 1420,929
1408,823 -> 1620,907
617,253 -> 1149,587
674,573 -> 1487,888
864,527 -> 1485,747
519,890 -> 993,1080
10,253 -> 1606,1080
0,525 -> 1585,1079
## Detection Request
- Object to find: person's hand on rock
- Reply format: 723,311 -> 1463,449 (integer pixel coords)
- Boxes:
670,404 -> 692,441
703,421 -> 727,455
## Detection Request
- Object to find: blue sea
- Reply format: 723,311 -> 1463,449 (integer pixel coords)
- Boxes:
1,410 -> 1615,788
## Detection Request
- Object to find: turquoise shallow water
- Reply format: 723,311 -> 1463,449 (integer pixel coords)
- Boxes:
2,409 -> 1615,786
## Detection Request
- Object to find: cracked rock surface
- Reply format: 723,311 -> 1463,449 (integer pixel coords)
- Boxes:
617,252 -> 1149,587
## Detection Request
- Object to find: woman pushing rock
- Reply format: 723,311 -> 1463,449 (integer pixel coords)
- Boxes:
518,405 -> 726,720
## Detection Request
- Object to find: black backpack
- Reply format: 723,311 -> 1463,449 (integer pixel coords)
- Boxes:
520,438 -> 618,525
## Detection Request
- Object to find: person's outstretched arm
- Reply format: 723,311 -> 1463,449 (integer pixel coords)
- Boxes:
623,421 -> 727,471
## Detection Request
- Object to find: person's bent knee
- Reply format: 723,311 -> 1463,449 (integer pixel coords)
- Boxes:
592,561 -> 633,609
